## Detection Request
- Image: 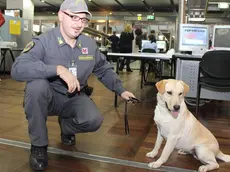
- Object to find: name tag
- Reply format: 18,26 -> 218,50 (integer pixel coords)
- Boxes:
69,61 -> 77,77
79,55 -> 93,61
69,67 -> 77,77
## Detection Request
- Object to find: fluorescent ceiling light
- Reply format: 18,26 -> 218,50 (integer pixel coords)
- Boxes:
218,2 -> 229,9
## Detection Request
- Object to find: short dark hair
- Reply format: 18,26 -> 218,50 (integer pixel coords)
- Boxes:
150,30 -> 155,34
135,28 -> 142,36
113,31 -> 116,35
148,34 -> 156,43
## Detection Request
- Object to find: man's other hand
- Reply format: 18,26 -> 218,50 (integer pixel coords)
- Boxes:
121,91 -> 136,101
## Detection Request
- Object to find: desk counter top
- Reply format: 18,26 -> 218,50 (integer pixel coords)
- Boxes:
107,52 -> 171,60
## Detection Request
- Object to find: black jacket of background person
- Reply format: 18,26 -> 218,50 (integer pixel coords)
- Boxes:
109,34 -> 119,52
119,32 -> 134,53
109,35 -> 119,47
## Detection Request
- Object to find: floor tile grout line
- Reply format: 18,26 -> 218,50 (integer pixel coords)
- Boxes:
0,138 -> 197,172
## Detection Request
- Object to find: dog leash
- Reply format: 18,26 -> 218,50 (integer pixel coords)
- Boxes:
124,97 -> 155,135
124,97 -> 140,135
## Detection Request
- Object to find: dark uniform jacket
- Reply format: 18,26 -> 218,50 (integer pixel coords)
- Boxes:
11,27 -> 126,96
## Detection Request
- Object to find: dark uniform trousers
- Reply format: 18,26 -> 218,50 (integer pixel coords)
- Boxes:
24,79 -> 104,146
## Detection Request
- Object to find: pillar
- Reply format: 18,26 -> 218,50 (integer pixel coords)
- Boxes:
175,0 -> 186,52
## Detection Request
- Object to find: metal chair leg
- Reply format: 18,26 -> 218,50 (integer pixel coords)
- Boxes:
196,83 -> 201,117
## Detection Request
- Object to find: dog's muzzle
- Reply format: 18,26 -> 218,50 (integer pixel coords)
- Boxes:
165,102 -> 180,118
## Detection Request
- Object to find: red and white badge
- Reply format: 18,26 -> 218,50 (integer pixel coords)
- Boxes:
82,48 -> 88,54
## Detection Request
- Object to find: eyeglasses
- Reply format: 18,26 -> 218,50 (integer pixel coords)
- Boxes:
62,11 -> 90,24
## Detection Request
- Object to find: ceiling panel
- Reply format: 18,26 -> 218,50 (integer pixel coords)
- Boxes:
87,0 -> 123,12
209,0 -> 230,2
206,0 -> 230,18
0,0 -> 6,8
87,0 -> 120,6
0,0 -> 180,14
118,0 -> 148,6
34,0 -> 51,7
146,0 -> 173,6
44,0 -> 63,6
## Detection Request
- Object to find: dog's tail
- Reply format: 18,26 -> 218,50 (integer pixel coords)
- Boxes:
216,151 -> 230,162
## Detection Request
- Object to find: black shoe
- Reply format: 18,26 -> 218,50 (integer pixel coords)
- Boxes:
58,116 -> 76,146
126,68 -> 133,72
30,145 -> 48,171
119,65 -> 124,71
119,67 -> 123,71
61,134 -> 76,146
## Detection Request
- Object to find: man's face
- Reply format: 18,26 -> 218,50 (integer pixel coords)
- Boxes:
59,10 -> 89,39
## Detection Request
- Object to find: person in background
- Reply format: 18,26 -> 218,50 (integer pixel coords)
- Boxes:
10,0 -> 136,171
0,10 -> 5,82
142,34 -> 159,53
119,24 -> 134,72
109,31 -> 119,53
209,39 -> 212,49
135,28 -> 143,51
143,31 -> 148,40
150,30 -> 157,43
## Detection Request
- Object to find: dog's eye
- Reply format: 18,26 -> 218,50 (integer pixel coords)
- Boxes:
179,92 -> 182,96
167,91 -> 172,95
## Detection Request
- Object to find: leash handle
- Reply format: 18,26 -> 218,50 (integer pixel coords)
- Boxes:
124,101 -> 130,135
128,97 -> 140,103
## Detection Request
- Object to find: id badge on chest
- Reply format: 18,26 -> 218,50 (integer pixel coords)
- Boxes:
69,60 -> 77,77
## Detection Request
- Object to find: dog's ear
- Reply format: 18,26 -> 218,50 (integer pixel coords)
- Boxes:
156,80 -> 167,94
180,81 -> 190,95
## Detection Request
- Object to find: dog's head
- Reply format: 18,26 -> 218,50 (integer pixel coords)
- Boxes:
156,79 -> 189,118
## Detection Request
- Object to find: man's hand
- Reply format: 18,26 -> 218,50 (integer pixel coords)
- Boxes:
121,91 -> 136,101
56,65 -> 80,93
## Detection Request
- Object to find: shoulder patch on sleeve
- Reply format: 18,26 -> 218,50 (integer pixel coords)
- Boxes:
22,41 -> 35,53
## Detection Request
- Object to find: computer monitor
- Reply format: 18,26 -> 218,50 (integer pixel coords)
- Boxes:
212,25 -> 230,50
141,40 -> 151,49
179,24 -> 209,55
156,41 -> 167,52
4,9 -> 22,17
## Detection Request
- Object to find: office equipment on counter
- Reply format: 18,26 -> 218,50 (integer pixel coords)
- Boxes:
212,25 -> 230,51
156,40 -> 167,52
0,41 -> 17,48
141,40 -> 151,49
179,24 -> 209,55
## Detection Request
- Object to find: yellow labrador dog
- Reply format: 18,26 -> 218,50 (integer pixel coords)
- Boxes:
146,79 -> 230,172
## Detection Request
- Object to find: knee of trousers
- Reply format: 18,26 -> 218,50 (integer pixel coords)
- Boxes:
85,115 -> 104,132
24,80 -> 51,114
25,79 -> 51,97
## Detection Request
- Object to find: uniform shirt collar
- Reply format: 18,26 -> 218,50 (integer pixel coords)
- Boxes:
54,26 -> 66,47
54,26 -> 81,49
75,35 -> 82,49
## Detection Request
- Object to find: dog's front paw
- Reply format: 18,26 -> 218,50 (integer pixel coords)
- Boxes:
148,161 -> 162,168
146,150 -> 158,158
177,149 -> 189,155
198,165 -> 209,172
